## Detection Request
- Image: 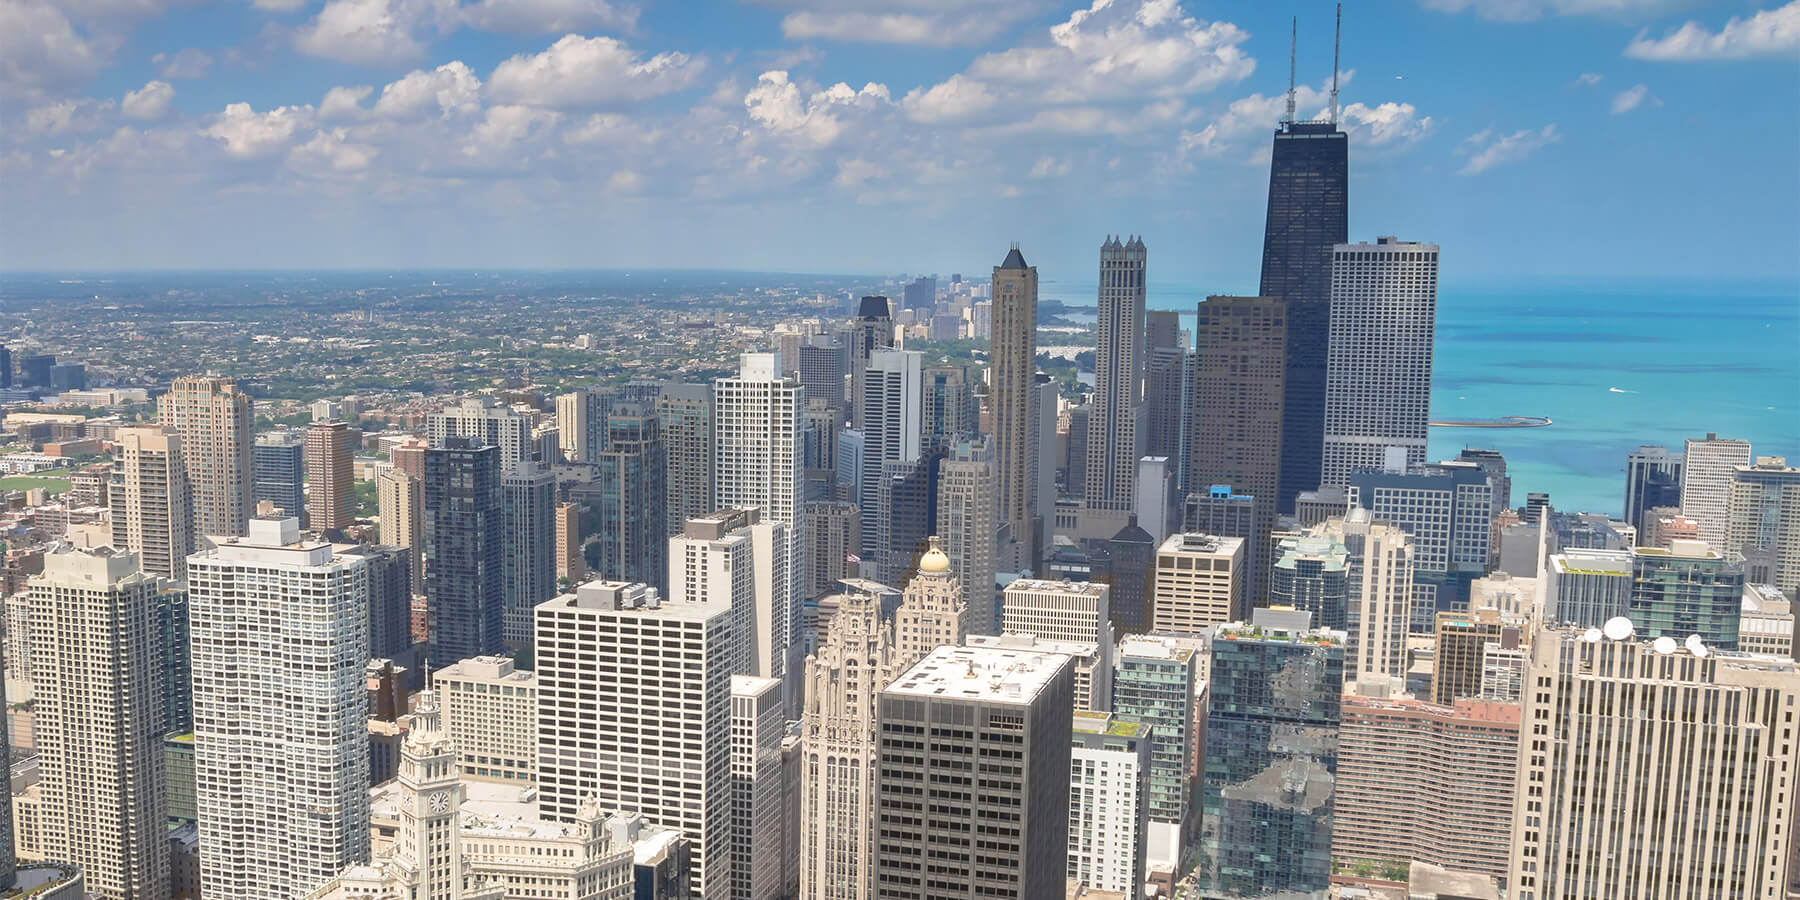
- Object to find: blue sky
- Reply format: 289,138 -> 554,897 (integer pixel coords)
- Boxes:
2,0 -> 1797,285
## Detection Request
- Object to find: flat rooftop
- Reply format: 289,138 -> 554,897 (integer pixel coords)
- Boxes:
886,644 -> 1070,704
1004,578 -> 1108,596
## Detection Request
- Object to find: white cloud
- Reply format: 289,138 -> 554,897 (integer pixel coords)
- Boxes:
487,34 -> 703,107
1610,83 -> 1651,113
121,80 -> 174,120
152,48 -> 213,79
293,0 -> 456,66
1339,101 -> 1432,146
464,103 -> 560,155
608,168 -> 642,191
461,0 -> 637,33
1457,123 -> 1559,175
964,0 -> 1255,104
319,85 -> 375,120
0,0 -> 107,97
373,61 -> 481,118
1624,1 -> 1800,60
833,157 -> 885,187
743,69 -> 890,146
1572,71 -> 1604,86
1422,0 -> 1675,23
26,98 -> 114,135
900,74 -> 996,123
288,128 -> 378,175
1027,155 -> 1071,177
253,0 -> 308,10
765,0 -> 1035,47
202,102 -> 311,158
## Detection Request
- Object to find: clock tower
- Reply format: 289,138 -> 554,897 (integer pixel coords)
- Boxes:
395,686 -> 464,900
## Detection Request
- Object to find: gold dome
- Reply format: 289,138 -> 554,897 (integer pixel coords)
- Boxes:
918,536 -> 951,574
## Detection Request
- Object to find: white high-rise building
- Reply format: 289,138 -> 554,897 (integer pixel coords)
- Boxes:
936,439 -> 997,635
433,656 -> 536,784
729,675 -> 785,900
1067,711 -> 1151,897
189,516 -> 370,900
377,469 -> 423,596
1321,237 -> 1440,488
1149,532 -> 1245,633
1002,578 -> 1113,649
1086,235 -> 1147,513
892,538 -> 967,662
671,508 -> 794,707
554,390 -> 590,464
428,397 -> 535,474
109,426 -> 192,581
534,581 -> 733,900
161,375 -> 255,538
28,546 -> 170,900
1680,433 -> 1752,552
1507,624 -> 1799,899
859,349 -> 922,557
1325,510 -> 1415,684
798,581 -> 906,900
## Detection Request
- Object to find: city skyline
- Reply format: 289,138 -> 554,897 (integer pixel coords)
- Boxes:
2,1 -> 1797,279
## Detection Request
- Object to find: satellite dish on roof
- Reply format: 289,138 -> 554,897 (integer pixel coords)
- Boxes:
1685,634 -> 1709,658
1582,628 -> 1603,643
1602,617 -> 1634,641
1653,636 -> 1678,655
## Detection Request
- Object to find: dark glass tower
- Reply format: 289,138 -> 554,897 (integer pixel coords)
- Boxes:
1259,120 -> 1348,513
424,438 -> 504,664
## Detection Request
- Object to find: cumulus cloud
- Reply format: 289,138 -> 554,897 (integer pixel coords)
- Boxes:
319,85 -> 375,120
1421,0 -> 1675,23
964,0 -> 1255,104
1572,71 -> 1603,86
202,102 -> 311,158
26,98 -> 115,135
487,34 -> 703,107
1624,1 -> 1800,60
1609,83 -> 1652,113
153,48 -> 213,79
1172,74 -> 1437,161
121,79 -> 174,119
373,61 -> 481,118
460,0 -> 637,33
288,128 -> 379,175
900,74 -> 996,123
1339,101 -> 1433,146
743,69 -> 890,146
1027,155 -> 1071,178
293,0 -> 456,66
763,0 -> 1035,47
464,103 -> 560,155
253,0 -> 308,10
0,0 -> 108,96
1457,123 -> 1559,175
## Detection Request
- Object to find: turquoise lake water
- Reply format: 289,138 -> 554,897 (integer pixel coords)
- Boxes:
1040,277 -> 1800,517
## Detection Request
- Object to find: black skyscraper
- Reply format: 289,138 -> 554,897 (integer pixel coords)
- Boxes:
0,346 -> 10,389
1259,120 -> 1347,514
424,438 -> 504,664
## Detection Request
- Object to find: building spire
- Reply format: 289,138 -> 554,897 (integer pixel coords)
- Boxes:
1285,16 -> 1297,125
1329,3 -> 1342,126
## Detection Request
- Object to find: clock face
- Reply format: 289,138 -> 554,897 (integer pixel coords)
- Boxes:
427,790 -> 451,813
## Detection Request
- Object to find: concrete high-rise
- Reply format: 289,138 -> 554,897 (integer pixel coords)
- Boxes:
1149,532 -> 1244,634
1002,578 -> 1113,654
659,382 -> 715,536
1086,235 -> 1147,513
1067,711 -> 1151,897
1624,445 -> 1684,535
1544,548 -> 1633,627
798,580 -> 904,900
29,546 -> 171,900
859,348 -> 922,560
1433,608 -> 1527,706
305,420 -> 355,531
424,439 -> 505,663
1728,456 -> 1800,598
554,501 -> 583,582
377,469 -> 423,596
715,353 -> 806,691
729,675 -> 785,900
554,388 -> 592,463
1681,432 -> 1752,551
1507,625 -> 1799,899
801,500 -> 859,598
1334,694 -> 1519,882
845,296 -> 893,428
874,645 -> 1073,900
162,376 -> 255,537
935,438 -> 996,635
535,581 -> 732,900
1322,238 -> 1440,488
109,426 -> 192,580
1629,538 -> 1746,649
1259,117 -> 1348,515
669,508 -> 792,703
252,431 -> 305,524
990,247 -> 1039,562
892,538 -> 966,662
1348,461 -> 1495,629
428,397 -> 534,474
501,460 -> 556,647
1329,509 -> 1416,684
1199,609 -> 1346,898
593,401 -> 666,591
189,516 -> 370,900
1186,295 -> 1286,592
433,655 -> 536,784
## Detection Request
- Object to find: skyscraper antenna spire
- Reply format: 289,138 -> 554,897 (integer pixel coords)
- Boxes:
1284,16 -> 1297,125
1329,3 -> 1342,125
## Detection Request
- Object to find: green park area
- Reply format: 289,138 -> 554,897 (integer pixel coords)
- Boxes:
0,475 -> 73,495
